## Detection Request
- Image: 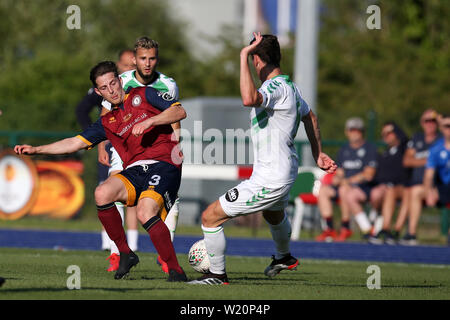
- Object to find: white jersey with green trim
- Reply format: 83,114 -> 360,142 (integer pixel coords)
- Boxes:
250,74 -> 310,188
102,70 -> 179,110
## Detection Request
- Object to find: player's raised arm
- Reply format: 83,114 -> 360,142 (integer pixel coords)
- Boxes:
14,136 -> 89,155
240,32 -> 264,107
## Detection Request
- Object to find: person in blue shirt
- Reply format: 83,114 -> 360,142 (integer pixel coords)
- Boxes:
424,114 -> 450,209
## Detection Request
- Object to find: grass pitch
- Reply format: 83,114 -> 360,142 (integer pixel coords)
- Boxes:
0,247 -> 449,300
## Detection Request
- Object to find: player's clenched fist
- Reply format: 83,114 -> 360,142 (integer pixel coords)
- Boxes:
132,118 -> 153,137
14,144 -> 36,155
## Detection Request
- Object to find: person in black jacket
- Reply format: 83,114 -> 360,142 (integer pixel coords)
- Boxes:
368,122 -> 409,244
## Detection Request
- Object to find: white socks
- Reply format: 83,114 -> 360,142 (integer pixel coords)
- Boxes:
268,214 -> 291,259
127,229 -> 139,252
355,212 -> 372,233
202,225 -> 226,275
165,201 -> 179,242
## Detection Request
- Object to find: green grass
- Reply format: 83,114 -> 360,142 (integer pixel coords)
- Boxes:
0,248 -> 449,300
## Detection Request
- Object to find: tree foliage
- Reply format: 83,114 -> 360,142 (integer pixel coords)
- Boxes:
0,0 -> 448,142
316,0 -> 450,140
0,0 -> 198,131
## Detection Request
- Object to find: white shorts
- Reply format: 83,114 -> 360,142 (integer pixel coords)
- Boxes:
108,146 -> 124,175
219,179 -> 292,218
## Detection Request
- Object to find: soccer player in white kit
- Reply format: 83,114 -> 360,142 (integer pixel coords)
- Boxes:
99,37 -> 181,273
190,33 -> 337,284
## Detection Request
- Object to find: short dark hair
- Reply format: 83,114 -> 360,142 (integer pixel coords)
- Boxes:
89,61 -> 118,88
249,35 -> 281,68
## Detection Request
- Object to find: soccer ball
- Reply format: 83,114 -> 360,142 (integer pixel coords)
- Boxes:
188,239 -> 210,273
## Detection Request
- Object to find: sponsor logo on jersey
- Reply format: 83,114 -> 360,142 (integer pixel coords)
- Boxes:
122,113 -> 132,122
118,112 -> 148,136
157,91 -> 174,101
225,188 -> 239,202
109,116 -> 116,123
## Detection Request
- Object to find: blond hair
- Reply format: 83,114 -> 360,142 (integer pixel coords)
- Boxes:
134,36 -> 159,55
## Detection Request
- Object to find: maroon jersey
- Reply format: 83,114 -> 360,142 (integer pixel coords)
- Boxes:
77,86 -> 183,169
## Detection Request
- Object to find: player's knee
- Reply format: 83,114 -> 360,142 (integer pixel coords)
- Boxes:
94,184 -> 114,206
201,209 -> 214,227
136,205 -> 159,225
201,202 -> 221,227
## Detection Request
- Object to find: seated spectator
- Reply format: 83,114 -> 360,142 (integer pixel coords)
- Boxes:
424,114 -> 450,225
368,122 -> 409,244
395,109 -> 441,245
317,117 -> 378,242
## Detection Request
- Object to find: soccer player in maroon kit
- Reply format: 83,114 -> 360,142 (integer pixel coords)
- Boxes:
14,61 -> 188,281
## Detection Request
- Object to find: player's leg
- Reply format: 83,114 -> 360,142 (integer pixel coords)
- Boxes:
104,164 -> 126,271
125,206 -> 139,252
156,198 -> 180,273
262,208 -> 299,277
134,197 -> 185,281
98,160 -> 112,251
164,198 -> 180,242
94,175 -> 133,272
136,162 -> 187,282
189,199 -> 230,285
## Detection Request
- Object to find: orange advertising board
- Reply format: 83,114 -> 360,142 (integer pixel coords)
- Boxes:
0,150 -> 85,220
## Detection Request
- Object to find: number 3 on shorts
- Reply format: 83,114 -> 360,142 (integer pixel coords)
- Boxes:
148,175 -> 161,186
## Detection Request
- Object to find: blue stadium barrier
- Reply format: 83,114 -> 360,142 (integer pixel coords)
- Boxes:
1,228 -> 449,265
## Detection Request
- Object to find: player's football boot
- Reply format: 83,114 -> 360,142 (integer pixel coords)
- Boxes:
157,255 -> 169,274
188,272 -> 229,285
114,251 -> 139,279
264,254 -> 299,278
334,228 -> 353,242
315,229 -> 337,242
106,253 -> 120,272
167,268 -> 188,282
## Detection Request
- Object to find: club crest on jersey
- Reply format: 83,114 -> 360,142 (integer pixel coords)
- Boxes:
109,116 -> 116,123
157,91 -> 174,101
132,95 -> 142,107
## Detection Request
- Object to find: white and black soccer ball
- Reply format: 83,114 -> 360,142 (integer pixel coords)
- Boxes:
188,239 -> 210,273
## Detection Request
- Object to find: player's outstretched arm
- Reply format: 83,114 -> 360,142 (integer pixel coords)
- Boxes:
302,110 -> 337,174
14,136 -> 89,156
